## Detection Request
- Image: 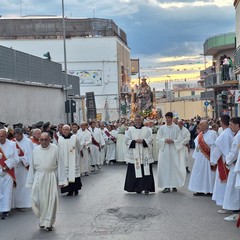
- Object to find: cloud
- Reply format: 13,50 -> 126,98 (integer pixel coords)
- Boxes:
0,0 -> 236,80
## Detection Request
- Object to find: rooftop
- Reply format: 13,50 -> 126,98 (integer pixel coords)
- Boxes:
0,17 -> 127,45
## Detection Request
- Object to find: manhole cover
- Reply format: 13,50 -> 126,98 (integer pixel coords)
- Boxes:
107,207 -> 160,221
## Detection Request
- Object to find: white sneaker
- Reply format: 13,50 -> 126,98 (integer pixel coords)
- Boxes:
224,213 -> 239,222
218,209 -> 232,214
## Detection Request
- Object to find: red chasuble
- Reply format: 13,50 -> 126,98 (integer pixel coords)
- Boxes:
0,147 -> 17,184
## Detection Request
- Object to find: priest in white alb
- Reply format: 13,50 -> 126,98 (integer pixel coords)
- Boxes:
105,124 -> 118,165
222,117 -> 240,222
210,115 -> 233,210
12,128 -> 33,210
188,120 -> 218,196
0,129 -> 19,219
124,115 -> 155,195
157,112 -> 185,193
77,122 -> 92,176
88,121 -> 105,171
26,132 -> 67,231
58,125 -> 82,196
177,119 -> 191,174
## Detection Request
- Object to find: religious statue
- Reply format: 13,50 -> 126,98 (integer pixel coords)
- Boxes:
136,77 -> 153,113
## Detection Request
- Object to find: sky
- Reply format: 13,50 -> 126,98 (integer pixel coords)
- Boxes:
0,0 -> 236,89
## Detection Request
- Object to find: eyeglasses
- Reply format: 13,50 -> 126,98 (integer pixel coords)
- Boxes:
40,138 -> 49,142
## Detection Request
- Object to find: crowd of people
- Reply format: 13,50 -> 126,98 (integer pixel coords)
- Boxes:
0,112 -> 240,231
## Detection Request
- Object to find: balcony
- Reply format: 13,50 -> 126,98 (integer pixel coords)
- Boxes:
204,32 -> 236,56
234,46 -> 240,74
204,74 -> 217,88
204,68 -> 238,89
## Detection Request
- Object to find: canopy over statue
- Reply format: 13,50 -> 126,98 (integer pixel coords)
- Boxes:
136,77 -> 153,113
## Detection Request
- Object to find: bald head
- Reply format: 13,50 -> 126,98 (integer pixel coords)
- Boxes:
0,129 -> 7,144
39,132 -> 51,148
62,124 -> 71,137
199,120 -> 208,132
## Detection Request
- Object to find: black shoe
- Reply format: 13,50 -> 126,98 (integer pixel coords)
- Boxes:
85,172 -> 89,176
39,224 -> 45,229
144,190 -> 149,195
1,212 -> 9,220
67,192 -> 73,196
46,226 -> 53,231
136,191 -> 142,194
193,192 -> 204,196
74,190 -> 79,196
186,168 -> 191,174
162,188 -> 170,193
206,193 -> 212,197
172,188 -> 177,192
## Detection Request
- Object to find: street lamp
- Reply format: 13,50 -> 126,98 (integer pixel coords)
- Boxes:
166,75 -> 171,101
199,53 -> 207,70
200,53 -> 208,118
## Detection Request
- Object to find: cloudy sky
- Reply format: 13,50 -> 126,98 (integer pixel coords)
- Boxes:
1,0 -> 236,87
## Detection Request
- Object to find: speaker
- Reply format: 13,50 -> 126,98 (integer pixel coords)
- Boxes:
65,100 -> 76,113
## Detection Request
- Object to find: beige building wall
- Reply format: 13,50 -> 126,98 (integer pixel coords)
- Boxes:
157,100 -> 213,120
176,89 -> 203,98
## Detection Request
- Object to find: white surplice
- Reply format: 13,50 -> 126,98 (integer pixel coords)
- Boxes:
26,144 -> 67,228
58,135 -> 81,183
13,135 -> 33,208
211,128 -> 233,206
157,123 -> 186,188
188,130 -> 217,194
77,129 -> 92,174
125,126 -> 153,165
0,139 -> 19,213
223,131 -> 240,210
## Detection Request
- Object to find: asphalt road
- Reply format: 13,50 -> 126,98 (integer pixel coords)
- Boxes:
1,161 -> 240,240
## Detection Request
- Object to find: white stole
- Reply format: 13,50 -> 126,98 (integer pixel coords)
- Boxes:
130,127 -> 150,178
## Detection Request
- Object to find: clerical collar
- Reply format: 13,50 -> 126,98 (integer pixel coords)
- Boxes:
62,133 -> 73,139
134,124 -> 144,129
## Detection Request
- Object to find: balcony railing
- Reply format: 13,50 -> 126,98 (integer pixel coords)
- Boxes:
234,46 -> 240,73
204,74 -> 217,88
204,65 -> 237,88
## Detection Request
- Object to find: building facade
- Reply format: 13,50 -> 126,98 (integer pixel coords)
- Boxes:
201,32 -> 237,118
0,17 -> 131,122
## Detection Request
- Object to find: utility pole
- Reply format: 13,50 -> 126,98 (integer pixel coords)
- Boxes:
62,0 -> 71,123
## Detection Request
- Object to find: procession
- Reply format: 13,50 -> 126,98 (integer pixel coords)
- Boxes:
0,111 -> 240,233
1,1 -> 240,239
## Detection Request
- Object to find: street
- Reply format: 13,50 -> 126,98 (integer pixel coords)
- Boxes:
1,162 -> 240,240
